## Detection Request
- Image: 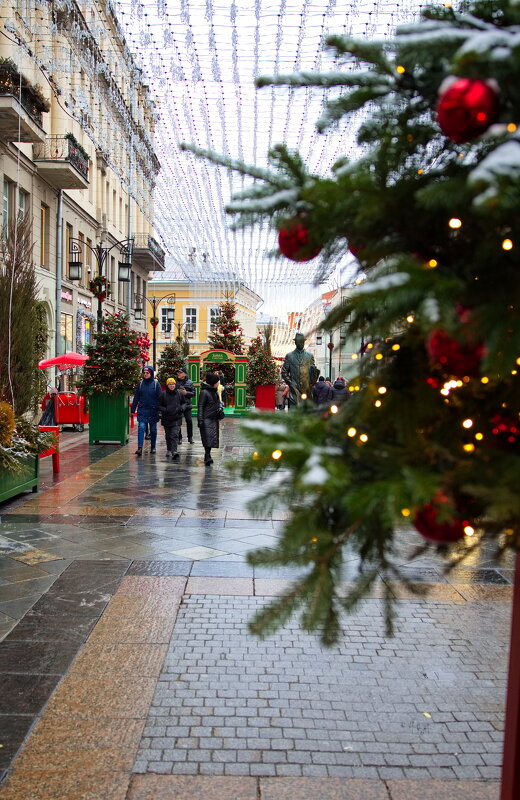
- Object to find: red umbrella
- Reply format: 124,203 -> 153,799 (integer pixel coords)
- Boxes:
38,352 -> 89,370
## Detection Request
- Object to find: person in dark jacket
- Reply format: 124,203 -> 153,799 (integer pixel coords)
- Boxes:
131,366 -> 162,456
158,378 -> 186,460
176,366 -> 195,444
197,372 -> 221,466
313,375 -> 332,405
331,376 -> 349,404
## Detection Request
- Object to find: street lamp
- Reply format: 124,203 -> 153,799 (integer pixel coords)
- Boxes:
133,292 -> 176,370
68,237 -> 133,327
175,321 -> 194,342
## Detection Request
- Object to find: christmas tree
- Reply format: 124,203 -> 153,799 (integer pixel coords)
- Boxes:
247,334 -> 278,398
183,0 -> 520,644
156,340 -> 186,387
207,299 -> 245,355
78,313 -> 142,395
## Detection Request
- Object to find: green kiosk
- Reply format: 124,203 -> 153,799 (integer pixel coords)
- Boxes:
188,349 -> 248,416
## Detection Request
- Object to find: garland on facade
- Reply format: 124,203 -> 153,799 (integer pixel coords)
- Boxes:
76,309 -> 96,354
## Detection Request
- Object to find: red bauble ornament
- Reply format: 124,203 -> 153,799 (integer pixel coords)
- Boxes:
436,77 -> 500,144
427,329 -> 484,377
413,492 -> 471,544
278,219 -> 321,262
489,412 -> 520,450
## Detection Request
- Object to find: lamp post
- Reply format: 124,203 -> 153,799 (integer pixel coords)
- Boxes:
68,238 -> 133,328
133,292 -> 176,370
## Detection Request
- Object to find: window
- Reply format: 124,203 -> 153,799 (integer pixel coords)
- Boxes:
86,237 -> 93,285
209,307 -> 219,331
110,255 -> 116,303
60,312 -> 73,352
64,223 -> 73,278
40,204 -> 49,268
185,307 -> 197,333
17,188 -> 28,221
2,179 -> 10,237
161,307 -> 173,333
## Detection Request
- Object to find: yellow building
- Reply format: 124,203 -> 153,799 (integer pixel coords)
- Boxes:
144,280 -> 262,369
0,0 -> 163,357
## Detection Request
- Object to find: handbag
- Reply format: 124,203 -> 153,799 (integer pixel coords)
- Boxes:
217,405 -> 225,421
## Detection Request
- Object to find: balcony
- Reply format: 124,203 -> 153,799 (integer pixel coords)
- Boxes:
132,233 -> 165,272
33,136 -> 89,189
0,61 -> 48,143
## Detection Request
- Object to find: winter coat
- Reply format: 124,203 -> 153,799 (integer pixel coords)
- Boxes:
313,380 -> 333,405
331,379 -> 348,404
131,370 -> 162,423
176,375 -> 195,407
158,387 -> 186,426
197,381 -> 221,448
275,380 -> 289,406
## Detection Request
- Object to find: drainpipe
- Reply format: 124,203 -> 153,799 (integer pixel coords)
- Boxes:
55,189 -> 63,357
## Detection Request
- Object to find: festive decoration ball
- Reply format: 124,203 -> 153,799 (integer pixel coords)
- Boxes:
278,219 -> 321,262
427,329 -> 484,377
413,492 -> 470,544
437,78 -> 500,143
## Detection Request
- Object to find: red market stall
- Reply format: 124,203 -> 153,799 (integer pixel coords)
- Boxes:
39,352 -> 90,432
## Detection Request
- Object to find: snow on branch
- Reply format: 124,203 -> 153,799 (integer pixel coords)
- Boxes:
256,71 -> 392,89
226,189 -> 300,214
179,142 -> 290,187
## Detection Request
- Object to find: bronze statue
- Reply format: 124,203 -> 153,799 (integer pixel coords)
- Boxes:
281,332 -> 319,407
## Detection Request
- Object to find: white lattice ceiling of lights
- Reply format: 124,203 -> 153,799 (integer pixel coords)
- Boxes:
114,1 -> 427,309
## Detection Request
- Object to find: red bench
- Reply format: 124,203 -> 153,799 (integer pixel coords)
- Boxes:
38,425 -> 60,473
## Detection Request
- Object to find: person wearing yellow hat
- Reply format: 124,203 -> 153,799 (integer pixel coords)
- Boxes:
157,377 -> 187,460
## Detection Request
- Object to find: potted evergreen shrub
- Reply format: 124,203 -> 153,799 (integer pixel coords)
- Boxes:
0,214 -> 54,501
78,313 -> 142,445
247,335 -> 278,411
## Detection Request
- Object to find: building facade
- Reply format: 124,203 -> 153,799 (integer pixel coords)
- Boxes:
0,0 -> 164,358
144,280 -> 262,367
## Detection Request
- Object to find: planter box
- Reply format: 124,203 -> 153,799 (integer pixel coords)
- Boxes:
88,392 -> 129,445
255,384 -> 276,411
0,455 -> 39,504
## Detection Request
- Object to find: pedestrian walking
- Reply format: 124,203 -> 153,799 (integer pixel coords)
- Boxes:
158,378 -> 186,460
275,377 -> 289,410
197,372 -> 223,466
131,366 -> 162,456
331,376 -> 348,404
176,366 -> 195,444
313,375 -> 333,405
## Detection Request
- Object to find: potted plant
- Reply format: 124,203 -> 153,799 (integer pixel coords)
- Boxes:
78,312 -> 142,445
247,334 -> 278,411
0,214 -> 54,502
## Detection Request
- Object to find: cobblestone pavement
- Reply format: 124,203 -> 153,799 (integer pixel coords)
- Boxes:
0,419 -> 512,799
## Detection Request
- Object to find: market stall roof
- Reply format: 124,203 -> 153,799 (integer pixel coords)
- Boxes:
38,352 -> 89,370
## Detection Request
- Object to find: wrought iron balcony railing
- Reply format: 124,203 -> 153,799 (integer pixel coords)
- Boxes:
33,136 -> 89,180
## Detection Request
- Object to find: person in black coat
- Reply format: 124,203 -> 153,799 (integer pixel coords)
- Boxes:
176,366 -> 195,444
197,372 -> 222,466
331,376 -> 349,404
313,376 -> 333,405
158,378 -> 187,460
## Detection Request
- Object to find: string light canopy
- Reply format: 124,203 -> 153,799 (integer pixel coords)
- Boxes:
3,1 -> 431,314
110,0 -> 430,313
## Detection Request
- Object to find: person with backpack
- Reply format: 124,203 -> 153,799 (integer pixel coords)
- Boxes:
331,376 -> 349,404
131,366 -> 162,456
158,378 -> 187,460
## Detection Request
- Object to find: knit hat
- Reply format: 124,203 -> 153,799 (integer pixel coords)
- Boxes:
166,378 -> 176,386
177,366 -> 187,375
205,372 -> 220,386
143,366 -> 154,377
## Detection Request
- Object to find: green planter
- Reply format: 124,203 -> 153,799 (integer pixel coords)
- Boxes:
0,456 -> 39,504
88,392 -> 129,445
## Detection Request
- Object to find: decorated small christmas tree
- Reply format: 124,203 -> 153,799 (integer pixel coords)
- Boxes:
156,340 -> 186,387
183,0 -> 520,644
207,299 -> 245,355
247,335 -> 278,397
78,313 -> 142,395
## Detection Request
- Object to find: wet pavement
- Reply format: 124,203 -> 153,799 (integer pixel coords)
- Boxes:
0,419 -> 512,799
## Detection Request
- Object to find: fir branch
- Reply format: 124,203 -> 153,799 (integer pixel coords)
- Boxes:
256,71 -> 393,89
324,35 -> 395,75
179,142 -> 290,188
